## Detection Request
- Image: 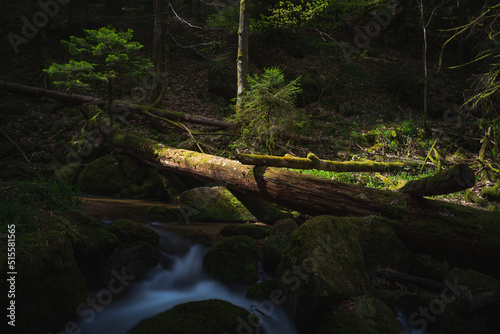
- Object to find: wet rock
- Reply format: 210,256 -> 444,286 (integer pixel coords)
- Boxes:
262,218 -> 298,273
317,296 -> 401,334
179,186 -> 256,223
50,162 -> 86,184
99,241 -> 157,283
129,299 -> 257,334
104,218 -> 159,248
203,235 -> 259,285
354,215 -> 412,273
77,155 -> 130,195
275,215 -> 368,326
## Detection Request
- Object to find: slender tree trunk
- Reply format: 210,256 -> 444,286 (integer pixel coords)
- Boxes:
419,1 -> 430,134
107,80 -> 115,154
236,0 -> 250,109
150,0 -> 166,106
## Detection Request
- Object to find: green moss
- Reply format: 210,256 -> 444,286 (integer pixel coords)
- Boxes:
104,218 -> 159,248
262,218 -> 298,273
353,216 -> 412,272
317,296 -> 401,334
130,299 -> 257,334
275,216 -> 369,321
77,155 -> 131,195
203,235 -> 259,285
179,187 -> 256,222
246,279 -> 278,299
50,162 -> 86,184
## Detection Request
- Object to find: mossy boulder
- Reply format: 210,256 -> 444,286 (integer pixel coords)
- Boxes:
104,218 -> 159,248
50,162 -> 86,184
179,186 -> 256,223
447,268 -> 500,292
203,235 -> 259,285
317,296 -> 401,334
7,230 -> 87,333
55,210 -> 121,286
354,216 -> 412,273
275,216 -> 368,324
147,205 -> 180,221
130,299 -> 257,334
220,223 -> 272,239
99,241 -> 158,283
262,218 -> 299,273
246,280 -> 278,300
77,155 -> 131,195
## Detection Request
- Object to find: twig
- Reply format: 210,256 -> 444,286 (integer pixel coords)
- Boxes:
179,123 -> 205,153
0,126 -> 32,164
169,3 -> 202,28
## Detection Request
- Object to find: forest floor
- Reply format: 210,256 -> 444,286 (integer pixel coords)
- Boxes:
0,2 -> 498,210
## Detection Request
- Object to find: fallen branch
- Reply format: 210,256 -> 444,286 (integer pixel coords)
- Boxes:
0,80 -> 234,129
0,127 -> 32,164
237,152 -> 417,172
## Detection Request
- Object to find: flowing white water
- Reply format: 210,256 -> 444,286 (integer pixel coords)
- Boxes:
76,224 -> 296,334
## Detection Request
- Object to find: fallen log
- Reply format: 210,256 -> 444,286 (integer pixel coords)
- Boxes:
113,133 -> 500,279
0,80 -> 234,129
456,289 -> 500,313
376,268 -> 500,313
237,152 -> 417,172
396,164 -> 476,197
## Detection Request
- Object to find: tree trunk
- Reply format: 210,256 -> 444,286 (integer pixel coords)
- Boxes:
236,0 -> 250,108
237,153 -> 418,172
113,133 -> 500,279
0,80 -> 234,129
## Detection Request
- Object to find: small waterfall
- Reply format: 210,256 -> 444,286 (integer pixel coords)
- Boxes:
76,225 -> 296,334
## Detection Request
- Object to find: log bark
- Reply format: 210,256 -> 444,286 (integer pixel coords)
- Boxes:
113,133 -> 500,279
0,80 -> 233,129
456,289 -> 500,313
396,164 -> 476,196
237,152 -> 418,172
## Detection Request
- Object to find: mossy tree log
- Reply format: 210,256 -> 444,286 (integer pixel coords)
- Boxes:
114,133 -> 500,278
237,152 -> 418,172
0,80 -> 233,129
396,164 -> 476,196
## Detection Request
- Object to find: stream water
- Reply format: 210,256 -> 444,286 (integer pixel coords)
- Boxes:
76,221 -> 297,334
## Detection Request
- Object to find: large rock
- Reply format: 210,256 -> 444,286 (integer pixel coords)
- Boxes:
354,216 -> 412,273
203,235 -> 259,285
77,155 -> 131,195
262,218 -> 298,273
104,218 -> 159,248
0,230 -> 87,333
99,241 -> 157,283
275,216 -> 368,326
50,162 -> 86,184
130,299 -> 257,334
317,296 -> 401,334
179,186 -> 256,223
